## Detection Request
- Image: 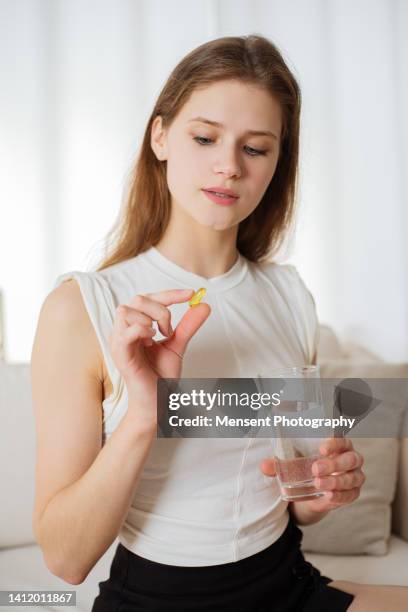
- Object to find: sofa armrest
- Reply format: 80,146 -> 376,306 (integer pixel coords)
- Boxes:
392,413 -> 408,541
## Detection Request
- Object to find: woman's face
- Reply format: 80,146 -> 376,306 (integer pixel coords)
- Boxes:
151,79 -> 282,231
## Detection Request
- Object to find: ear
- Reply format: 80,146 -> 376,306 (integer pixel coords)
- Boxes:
150,115 -> 168,162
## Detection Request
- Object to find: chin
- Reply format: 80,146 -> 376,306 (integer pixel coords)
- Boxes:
193,213 -> 236,231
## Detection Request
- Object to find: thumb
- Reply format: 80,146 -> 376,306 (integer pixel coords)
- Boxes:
260,457 -> 277,477
164,302 -> 211,357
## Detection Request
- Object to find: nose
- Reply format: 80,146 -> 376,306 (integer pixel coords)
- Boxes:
213,147 -> 242,179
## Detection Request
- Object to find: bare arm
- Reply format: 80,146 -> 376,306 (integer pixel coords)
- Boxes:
31,280 -> 156,584
36,409 -> 155,584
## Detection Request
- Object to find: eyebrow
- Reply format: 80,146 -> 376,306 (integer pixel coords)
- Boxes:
187,116 -> 278,141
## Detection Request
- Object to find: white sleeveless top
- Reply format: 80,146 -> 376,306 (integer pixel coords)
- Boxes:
54,246 -> 319,566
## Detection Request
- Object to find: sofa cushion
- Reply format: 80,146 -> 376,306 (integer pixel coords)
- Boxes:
392,416 -> 408,541
301,359 -> 408,556
0,363 -> 36,547
316,325 -> 344,361
304,535 -> 408,586
0,539 -> 117,611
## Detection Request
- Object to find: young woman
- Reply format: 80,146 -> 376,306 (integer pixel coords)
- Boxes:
31,35 -> 408,611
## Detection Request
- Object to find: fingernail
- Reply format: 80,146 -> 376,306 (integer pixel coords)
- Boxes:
168,324 -> 174,336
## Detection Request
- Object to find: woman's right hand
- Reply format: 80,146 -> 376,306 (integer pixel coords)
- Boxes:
108,288 -> 211,426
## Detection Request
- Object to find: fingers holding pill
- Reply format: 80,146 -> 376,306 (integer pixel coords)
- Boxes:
109,288 -> 199,380
107,287 -> 211,425
127,289 -> 194,337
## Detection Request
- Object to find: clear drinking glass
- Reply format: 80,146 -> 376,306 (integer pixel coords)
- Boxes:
268,365 -> 330,502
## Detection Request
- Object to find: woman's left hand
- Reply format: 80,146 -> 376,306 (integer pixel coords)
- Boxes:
260,437 -> 366,513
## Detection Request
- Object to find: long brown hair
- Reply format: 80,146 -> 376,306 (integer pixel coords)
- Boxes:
95,34 -> 301,272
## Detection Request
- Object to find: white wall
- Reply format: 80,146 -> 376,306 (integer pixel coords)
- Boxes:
0,0 -> 407,363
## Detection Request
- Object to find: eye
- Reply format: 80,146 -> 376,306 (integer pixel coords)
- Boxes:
244,145 -> 267,157
193,136 -> 267,157
193,136 -> 213,145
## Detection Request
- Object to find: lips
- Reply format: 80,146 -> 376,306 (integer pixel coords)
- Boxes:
203,186 -> 239,198
202,189 -> 239,206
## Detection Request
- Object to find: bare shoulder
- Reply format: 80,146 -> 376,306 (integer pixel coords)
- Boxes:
43,278 -> 96,339
38,278 -> 104,382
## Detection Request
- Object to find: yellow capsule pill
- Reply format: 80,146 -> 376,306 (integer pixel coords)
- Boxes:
189,287 -> 206,307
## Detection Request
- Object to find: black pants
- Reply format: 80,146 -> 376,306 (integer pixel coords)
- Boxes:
92,518 -> 354,611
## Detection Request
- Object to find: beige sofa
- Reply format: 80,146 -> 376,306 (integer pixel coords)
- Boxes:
0,325 -> 407,611
303,325 -> 408,587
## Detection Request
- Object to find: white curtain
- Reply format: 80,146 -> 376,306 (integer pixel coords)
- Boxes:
1,0 -> 407,363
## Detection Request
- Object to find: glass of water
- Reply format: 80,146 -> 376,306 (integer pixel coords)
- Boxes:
267,365 -> 330,502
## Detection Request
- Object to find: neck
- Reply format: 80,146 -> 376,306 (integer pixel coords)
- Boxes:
154,228 -> 239,279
